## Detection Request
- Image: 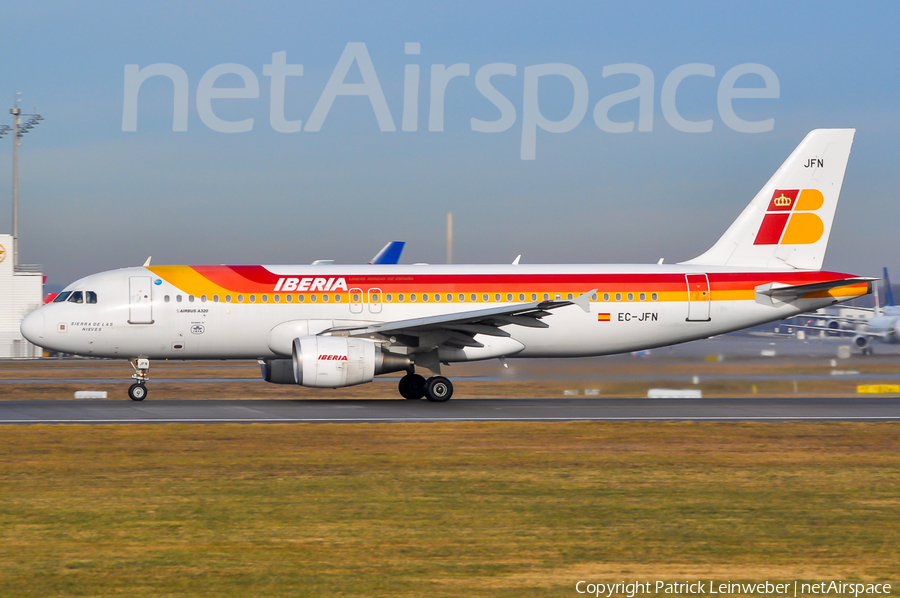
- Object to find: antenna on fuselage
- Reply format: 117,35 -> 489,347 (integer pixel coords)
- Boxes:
142,256 -> 152,267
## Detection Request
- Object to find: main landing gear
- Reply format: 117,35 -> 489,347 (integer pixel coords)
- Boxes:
128,358 -> 150,401
398,373 -> 453,402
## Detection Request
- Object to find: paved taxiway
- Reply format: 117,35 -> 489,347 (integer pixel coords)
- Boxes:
1,397 -> 899,424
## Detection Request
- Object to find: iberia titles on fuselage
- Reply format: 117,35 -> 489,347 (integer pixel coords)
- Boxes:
21,129 -> 873,402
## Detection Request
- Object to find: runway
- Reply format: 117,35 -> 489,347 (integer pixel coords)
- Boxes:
1,397 -> 899,424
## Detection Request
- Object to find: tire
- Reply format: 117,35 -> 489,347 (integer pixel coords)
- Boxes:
424,376 -> 453,402
399,374 -> 427,400
128,383 -> 147,401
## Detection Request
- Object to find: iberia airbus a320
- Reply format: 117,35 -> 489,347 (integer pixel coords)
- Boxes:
22,129 -> 872,402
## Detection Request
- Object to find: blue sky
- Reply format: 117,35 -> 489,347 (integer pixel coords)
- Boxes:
1,1 -> 898,286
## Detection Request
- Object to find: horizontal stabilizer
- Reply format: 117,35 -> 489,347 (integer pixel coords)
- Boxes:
755,277 -> 875,301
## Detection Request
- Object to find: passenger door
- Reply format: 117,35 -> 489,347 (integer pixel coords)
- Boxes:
685,274 -> 711,322
128,276 -> 154,324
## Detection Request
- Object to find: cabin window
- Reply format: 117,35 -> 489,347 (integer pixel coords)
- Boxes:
225,295 -> 232,303
651,292 -> 658,301
471,294 -> 477,302
310,295 -> 317,303
422,294 -> 429,302
410,294 -> 417,302
262,295 -> 268,303
398,294 -> 405,302
371,293 -> 379,302
555,293 -> 561,300
164,295 -> 170,303
639,293 -> 646,301
615,293 -> 622,301
334,294 -> 341,302
519,293 -> 525,301
459,294 -> 465,302
531,293 -> 537,301
273,295 -> 279,303
237,295 -> 244,303
178,295 -> 184,302
434,294 -> 440,302
447,294 -> 453,302
507,293 -> 513,301
386,294 -> 393,302
543,293 -> 549,301
322,295 -> 328,303
352,293 -> 360,302
213,295 -> 219,302
201,295 -> 207,302
288,295 -> 294,303
627,293 -> 634,301
86,291 -> 98,304
495,293 -> 501,302
603,293 -> 609,301
249,295 -> 256,303
483,294 -> 489,302
188,295 -> 195,303
567,293 -> 573,300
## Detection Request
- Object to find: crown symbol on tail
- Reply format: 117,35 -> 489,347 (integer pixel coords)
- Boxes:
773,194 -> 792,207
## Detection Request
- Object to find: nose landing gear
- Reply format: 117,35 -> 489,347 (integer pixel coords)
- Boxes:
128,383 -> 147,401
129,358 -> 150,401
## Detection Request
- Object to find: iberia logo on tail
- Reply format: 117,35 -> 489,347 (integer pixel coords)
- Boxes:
754,189 -> 824,245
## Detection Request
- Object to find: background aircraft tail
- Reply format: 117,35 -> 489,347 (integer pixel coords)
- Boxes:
682,128 -> 855,270
883,267 -> 895,306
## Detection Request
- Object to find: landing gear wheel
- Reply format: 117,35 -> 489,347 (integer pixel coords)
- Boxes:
424,376 -> 453,402
399,374 -> 427,400
128,383 -> 147,402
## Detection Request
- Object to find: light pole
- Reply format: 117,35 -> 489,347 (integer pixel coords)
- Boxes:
0,98 -> 43,269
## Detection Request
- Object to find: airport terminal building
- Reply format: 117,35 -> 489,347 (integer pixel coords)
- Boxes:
0,233 -> 43,357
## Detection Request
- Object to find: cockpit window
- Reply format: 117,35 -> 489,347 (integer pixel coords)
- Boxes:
67,291 -> 84,303
53,291 -> 72,303
86,291 -> 98,304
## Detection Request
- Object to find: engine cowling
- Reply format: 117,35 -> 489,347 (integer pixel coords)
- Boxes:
825,319 -> 843,336
853,334 -> 870,350
891,318 -> 900,343
260,336 -> 410,388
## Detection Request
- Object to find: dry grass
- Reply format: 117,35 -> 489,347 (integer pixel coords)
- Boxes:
3,357 -> 900,400
0,422 -> 898,596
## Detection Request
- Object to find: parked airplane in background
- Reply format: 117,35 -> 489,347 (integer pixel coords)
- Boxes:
791,267 -> 900,353
22,129 -> 872,402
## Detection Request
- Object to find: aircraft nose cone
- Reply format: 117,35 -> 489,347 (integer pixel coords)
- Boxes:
21,309 -> 45,344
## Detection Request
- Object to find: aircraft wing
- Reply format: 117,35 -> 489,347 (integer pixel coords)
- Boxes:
325,290 -> 596,350
755,277 -> 876,301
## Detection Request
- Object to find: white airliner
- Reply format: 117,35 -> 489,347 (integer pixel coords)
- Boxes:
22,129 -> 873,402
795,267 -> 900,353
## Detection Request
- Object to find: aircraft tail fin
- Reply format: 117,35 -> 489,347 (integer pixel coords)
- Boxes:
883,267 -> 895,307
681,129 -> 855,270
369,241 -> 405,265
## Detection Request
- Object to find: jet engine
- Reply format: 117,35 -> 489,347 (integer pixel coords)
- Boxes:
853,334 -> 870,351
824,319 -> 843,336
890,318 -> 900,343
260,336 -> 410,388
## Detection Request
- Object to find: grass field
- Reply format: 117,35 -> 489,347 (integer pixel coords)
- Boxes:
4,355 -> 900,400
1,422 -> 898,597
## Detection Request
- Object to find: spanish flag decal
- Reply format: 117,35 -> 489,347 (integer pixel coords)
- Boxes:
598,313 -> 611,321
754,189 -> 825,245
